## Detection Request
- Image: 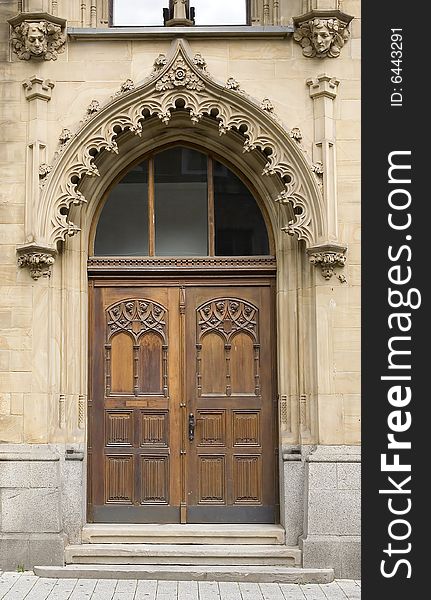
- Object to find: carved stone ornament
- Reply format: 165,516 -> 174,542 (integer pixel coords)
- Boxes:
261,98 -> 274,113
39,163 -> 52,179
307,245 -> 347,281
59,128 -> 72,145
86,100 -> 100,116
17,245 -> 57,280
290,128 -> 303,142
117,79 -> 135,95
312,161 -> 324,176
155,56 -> 205,93
293,10 -> 353,58
8,12 -> 66,61
26,39 -> 333,280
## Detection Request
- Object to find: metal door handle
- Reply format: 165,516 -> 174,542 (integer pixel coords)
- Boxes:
188,413 -> 195,441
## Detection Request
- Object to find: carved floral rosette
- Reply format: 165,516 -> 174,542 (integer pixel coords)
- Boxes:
293,10 -> 353,59
8,12 -> 66,61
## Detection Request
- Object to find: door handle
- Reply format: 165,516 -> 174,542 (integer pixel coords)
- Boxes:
188,413 -> 195,441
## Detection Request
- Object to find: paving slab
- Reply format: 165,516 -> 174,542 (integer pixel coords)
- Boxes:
0,573 -> 361,600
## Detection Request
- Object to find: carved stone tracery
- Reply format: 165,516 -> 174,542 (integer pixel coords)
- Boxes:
19,38 -> 342,279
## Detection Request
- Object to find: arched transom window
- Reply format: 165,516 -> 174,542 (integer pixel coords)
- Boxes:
93,146 -> 270,257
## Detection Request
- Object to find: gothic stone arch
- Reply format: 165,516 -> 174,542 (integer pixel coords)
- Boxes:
17,38 -> 331,278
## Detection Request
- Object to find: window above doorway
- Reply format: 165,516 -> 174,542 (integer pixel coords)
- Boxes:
93,146 -> 270,258
111,0 -> 249,27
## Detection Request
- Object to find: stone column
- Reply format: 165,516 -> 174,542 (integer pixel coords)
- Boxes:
17,77 -> 57,278
22,77 -> 53,245
306,74 -> 346,280
307,73 -> 339,243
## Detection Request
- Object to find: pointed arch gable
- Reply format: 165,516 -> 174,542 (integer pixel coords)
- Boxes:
30,38 -> 327,265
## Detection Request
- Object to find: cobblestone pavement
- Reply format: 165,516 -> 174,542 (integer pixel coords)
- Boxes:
0,573 -> 361,599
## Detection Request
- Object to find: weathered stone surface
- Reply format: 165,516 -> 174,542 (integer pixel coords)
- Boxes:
0,536 -> 29,571
1,489 -> 61,533
0,459 -> 59,488
282,457 -> 305,546
29,535 -> 65,568
301,535 -> 361,579
337,463 -> 361,490
61,458 -> 84,545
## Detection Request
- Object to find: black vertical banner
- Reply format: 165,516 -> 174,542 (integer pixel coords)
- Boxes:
362,0 -> 426,598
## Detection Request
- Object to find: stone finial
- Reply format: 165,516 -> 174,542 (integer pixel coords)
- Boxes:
164,0 -> 195,27
8,12 -> 66,61
293,10 -> 353,58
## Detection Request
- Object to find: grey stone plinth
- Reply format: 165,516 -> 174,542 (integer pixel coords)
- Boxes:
29,535 -> 65,568
0,534 -> 65,571
0,536 -> 29,571
0,459 -> 59,488
301,535 -> 361,580
301,446 -> 361,579
61,457 -> 85,544
1,489 -> 61,533
307,489 -> 360,536
281,452 -> 305,545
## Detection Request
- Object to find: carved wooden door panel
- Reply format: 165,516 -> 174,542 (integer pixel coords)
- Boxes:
185,284 -> 277,523
88,284 -> 181,523
89,280 -> 276,524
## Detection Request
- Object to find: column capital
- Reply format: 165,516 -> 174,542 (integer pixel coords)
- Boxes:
17,243 -> 57,280
307,74 -> 340,99
307,244 -> 347,281
23,76 -> 55,102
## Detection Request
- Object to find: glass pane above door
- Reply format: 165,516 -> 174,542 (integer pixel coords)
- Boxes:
154,147 -> 208,256
94,161 -> 149,256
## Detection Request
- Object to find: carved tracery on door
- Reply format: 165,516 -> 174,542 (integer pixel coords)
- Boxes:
105,299 -> 168,398
197,298 -> 260,398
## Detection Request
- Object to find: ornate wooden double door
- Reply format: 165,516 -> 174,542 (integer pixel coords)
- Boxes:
88,278 -> 277,523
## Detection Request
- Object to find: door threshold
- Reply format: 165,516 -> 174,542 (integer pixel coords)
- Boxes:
82,523 -> 285,545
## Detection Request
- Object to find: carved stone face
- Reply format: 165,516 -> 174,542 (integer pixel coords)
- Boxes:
311,22 -> 334,54
24,23 -> 47,56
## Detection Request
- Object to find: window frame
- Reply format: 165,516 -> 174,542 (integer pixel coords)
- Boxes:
109,0 -> 252,28
90,142 -> 274,258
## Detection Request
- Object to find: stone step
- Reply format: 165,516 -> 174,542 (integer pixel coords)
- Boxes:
65,544 -> 301,566
81,524 -> 285,545
34,564 -> 334,584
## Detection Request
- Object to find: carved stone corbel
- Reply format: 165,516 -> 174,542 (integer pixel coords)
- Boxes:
8,12 -> 66,61
293,10 -> 353,58
307,244 -> 347,281
17,244 -> 57,280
